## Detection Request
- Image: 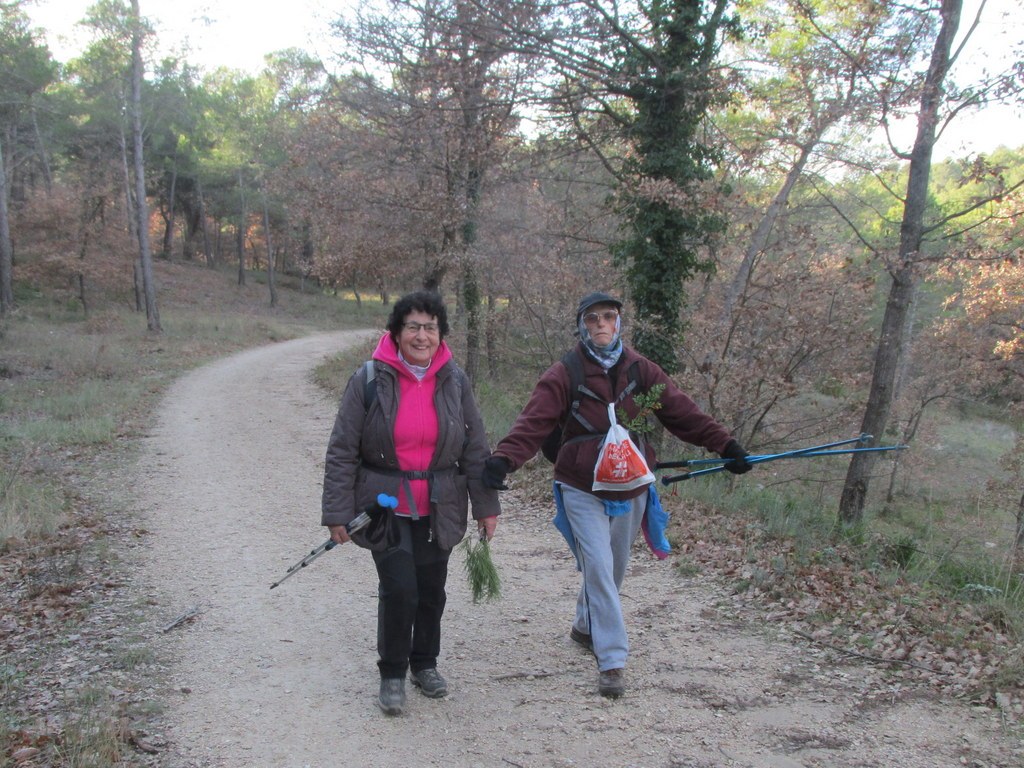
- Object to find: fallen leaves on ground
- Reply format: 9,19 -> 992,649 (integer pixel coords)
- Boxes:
667,497 -> 1024,721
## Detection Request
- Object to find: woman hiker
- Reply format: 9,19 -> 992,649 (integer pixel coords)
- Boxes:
321,290 -> 500,715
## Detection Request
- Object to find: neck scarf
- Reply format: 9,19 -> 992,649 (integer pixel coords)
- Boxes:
578,316 -> 623,369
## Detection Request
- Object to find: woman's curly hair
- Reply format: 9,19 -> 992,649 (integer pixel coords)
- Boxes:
386,290 -> 450,341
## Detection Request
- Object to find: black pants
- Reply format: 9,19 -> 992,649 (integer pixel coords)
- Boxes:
371,516 -> 450,680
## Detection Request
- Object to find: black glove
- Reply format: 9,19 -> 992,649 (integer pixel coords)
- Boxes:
720,440 -> 753,475
482,455 -> 511,490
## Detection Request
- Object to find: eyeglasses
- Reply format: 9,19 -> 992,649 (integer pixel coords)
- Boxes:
402,321 -> 440,334
582,310 -> 619,327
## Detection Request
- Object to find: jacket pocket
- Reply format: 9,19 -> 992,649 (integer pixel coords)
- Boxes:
430,473 -> 469,550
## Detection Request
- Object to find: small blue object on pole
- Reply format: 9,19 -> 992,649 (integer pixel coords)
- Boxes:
658,434 -> 908,485
270,494 -> 399,589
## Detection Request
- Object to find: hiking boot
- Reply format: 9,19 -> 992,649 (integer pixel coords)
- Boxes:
410,667 -> 448,699
598,667 -> 625,698
570,626 -> 594,652
377,678 -> 406,715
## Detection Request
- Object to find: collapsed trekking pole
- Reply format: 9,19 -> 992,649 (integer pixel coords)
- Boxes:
270,493 -> 398,589
659,434 -> 868,481
656,434 -> 870,471
657,434 -> 907,485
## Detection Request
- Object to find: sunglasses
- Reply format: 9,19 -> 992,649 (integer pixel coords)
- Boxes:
582,310 -> 620,327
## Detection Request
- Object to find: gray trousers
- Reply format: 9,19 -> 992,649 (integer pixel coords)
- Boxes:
558,483 -> 646,671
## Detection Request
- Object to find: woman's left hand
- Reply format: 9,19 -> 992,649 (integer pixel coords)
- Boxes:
477,515 -> 498,541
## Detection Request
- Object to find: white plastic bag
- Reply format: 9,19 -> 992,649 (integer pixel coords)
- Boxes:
592,403 -> 655,491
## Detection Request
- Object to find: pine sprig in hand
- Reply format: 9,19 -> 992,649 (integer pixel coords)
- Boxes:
617,383 -> 665,436
460,534 -> 501,603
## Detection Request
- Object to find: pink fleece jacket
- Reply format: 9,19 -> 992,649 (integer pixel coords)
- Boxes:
371,333 -> 453,518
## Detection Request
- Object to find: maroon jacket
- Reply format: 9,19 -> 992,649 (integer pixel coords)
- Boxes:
492,343 -> 735,500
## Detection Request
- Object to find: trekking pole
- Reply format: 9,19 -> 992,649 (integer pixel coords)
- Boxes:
779,446 -> 906,459
270,493 -> 398,589
659,434 -> 901,484
651,436 -> 868,473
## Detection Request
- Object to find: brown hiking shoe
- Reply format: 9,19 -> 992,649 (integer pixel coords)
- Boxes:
598,667 -> 625,698
570,626 -> 594,652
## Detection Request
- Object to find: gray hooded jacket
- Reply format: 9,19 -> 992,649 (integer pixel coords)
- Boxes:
321,359 -> 500,551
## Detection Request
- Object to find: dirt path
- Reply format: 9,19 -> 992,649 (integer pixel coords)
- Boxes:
134,332 -> 1019,768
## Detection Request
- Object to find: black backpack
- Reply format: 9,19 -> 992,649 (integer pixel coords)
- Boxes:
540,349 -> 643,462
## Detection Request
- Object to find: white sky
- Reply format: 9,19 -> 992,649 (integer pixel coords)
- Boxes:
24,0 -> 1024,159
27,0 -> 344,74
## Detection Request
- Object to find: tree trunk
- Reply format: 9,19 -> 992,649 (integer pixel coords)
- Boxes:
237,169 -> 246,286
462,260 -> 481,384
0,133 -> 14,315
198,180 -> 214,267
838,0 -> 962,525
130,0 -> 160,332
162,163 -> 177,258
485,292 -> 498,380
423,240 -> 446,292
725,143 -> 812,319
117,123 -> 143,311
261,189 -> 277,308
30,103 -> 52,195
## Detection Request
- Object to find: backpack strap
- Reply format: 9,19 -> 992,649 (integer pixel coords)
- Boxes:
363,360 -> 377,411
619,360 -> 641,402
564,351 -> 643,430
563,349 -> 602,434
550,350 -> 645,458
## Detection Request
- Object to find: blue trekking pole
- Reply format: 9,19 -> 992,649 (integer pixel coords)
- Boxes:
657,434 -> 907,485
270,493 -> 398,589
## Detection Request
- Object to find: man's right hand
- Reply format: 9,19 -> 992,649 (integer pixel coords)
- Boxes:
482,456 -> 510,490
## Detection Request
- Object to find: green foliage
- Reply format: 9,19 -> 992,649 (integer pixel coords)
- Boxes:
459,535 -> 501,603
674,556 -> 701,577
48,688 -> 126,767
616,382 -> 665,436
0,4 -> 56,110
474,377 -> 530,447
609,2 -> 735,372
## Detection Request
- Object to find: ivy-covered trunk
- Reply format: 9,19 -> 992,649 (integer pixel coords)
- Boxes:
612,0 -> 732,374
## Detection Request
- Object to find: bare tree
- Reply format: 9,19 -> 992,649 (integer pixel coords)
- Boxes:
129,0 -> 159,331
836,0 -> 964,523
260,177 -> 277,308
331,0 -> 539,381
